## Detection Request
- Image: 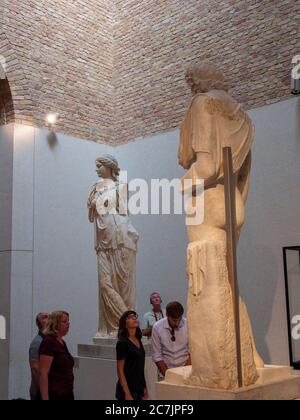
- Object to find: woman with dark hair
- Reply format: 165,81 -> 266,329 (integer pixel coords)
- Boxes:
116,311 -> 148,401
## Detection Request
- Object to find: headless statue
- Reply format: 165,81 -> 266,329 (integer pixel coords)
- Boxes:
179,62 -> 264,389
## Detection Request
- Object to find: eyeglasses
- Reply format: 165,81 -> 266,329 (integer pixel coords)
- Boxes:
127,314 -> 138,320
170,328 -> 176,342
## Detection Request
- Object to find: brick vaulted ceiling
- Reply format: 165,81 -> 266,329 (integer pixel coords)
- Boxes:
1,0 -> 299,146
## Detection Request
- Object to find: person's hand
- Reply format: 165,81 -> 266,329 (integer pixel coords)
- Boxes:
142,327 -> 152,337
142,389 -> 149,400
184,356 -> 192,366
125,393 -> 134,400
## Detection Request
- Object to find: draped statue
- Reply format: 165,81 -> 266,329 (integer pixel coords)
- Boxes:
88,155 -> 139,337
179,62 -> 264,389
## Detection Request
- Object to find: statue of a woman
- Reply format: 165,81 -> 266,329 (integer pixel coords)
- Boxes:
87,155 -> 139,337
179,62 -> 264,389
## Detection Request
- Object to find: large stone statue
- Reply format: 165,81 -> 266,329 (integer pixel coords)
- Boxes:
87,155 -> 139,337
179,62 -> 264,389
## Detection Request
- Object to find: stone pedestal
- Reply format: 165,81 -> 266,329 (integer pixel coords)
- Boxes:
93,336 -> 118,346
156,365 -> 300,400
74,339 -> 157,400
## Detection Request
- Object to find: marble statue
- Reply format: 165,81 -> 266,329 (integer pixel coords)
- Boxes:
87,155 -> 139,337
179,62 -> 264,389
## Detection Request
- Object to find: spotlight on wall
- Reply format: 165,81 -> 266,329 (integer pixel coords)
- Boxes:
46,113 -> 59,130
46,113 -> 59,146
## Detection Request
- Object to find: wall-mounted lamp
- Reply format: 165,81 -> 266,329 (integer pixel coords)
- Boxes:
46,113 -> 59,130
46,113 -> 59,146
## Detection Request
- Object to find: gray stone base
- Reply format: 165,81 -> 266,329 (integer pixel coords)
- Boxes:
74,342 -> 157,400
78,338 -> 153,359
92,336 -> 118,346
156,366 -> 300,400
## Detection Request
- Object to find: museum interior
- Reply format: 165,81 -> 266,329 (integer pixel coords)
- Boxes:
0,0 -> 300,401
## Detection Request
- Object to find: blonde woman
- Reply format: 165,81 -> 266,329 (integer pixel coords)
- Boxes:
39,311 -> 74,401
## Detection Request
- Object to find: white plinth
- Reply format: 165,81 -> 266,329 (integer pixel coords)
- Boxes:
74,341 -> 157,400
156,365 -> 300,400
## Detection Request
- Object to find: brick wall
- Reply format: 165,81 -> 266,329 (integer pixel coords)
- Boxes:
0,29 -> 32,127
1,0 -> 299,145
1,0 -> 115,144
114,0 -> 299,145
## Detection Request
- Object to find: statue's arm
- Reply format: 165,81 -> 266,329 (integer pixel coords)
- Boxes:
178,148 -> 196,170
178,96 -> 207,171
88,208 -> 96,223
180,151 -> 216,194
87,185 -> 97,223
194,152 -> 216,180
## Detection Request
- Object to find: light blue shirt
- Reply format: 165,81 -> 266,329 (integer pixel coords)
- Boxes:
151,318 -> 190,369
142,309 -> 166,330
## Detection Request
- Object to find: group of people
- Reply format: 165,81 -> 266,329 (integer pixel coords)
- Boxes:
117,296 -> 191,400
29,311 -> 74,401
29,293 -> 190,401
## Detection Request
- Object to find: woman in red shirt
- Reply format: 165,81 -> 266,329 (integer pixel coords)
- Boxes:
39,311 -> 74,401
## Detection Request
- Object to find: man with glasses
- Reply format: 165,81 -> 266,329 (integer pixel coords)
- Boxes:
142,292 -> 166,338
151,302 -> 191,378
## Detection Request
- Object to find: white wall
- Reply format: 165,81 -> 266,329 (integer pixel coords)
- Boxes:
239,97 -> 300,364
0,124 -> 14,400
115,132 -> 188,319
3,125 -> 113,399
8,125 -> 35,398
1,96 -> 300,398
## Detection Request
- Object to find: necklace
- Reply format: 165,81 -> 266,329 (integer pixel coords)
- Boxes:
153,310 -> 163,322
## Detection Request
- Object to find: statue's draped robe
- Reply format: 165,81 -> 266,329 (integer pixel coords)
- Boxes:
179,90 -> 254,188
88,180 -> 139,335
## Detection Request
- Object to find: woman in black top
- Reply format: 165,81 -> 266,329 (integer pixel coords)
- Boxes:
116,311 -> 148,401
